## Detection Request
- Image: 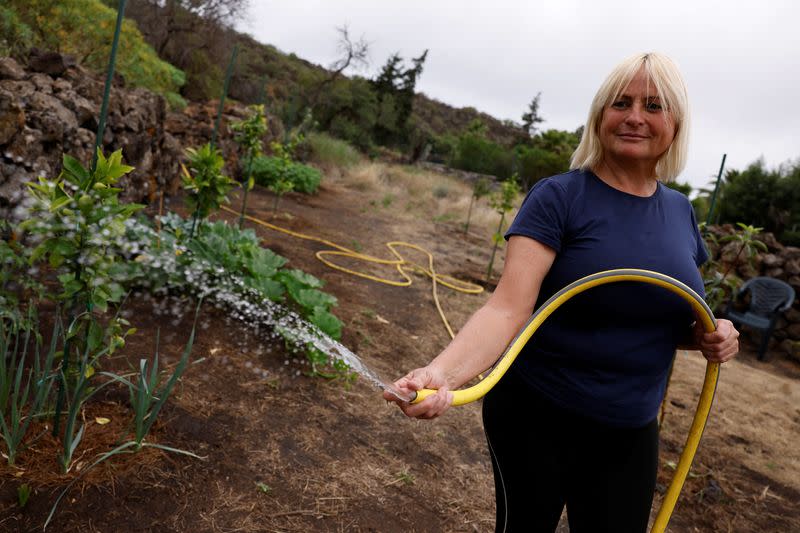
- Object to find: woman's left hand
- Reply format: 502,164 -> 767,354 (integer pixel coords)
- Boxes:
693,318 -> 739,363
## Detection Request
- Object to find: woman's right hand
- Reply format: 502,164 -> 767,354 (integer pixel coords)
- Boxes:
383,366 -> 454,419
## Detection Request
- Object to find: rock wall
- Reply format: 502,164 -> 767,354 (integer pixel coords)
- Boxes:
705,224 -> 800,360
0,52 -> 279,220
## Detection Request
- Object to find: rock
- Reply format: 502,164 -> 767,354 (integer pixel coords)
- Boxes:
0,89 -> 25,145
3,126 -> 43,167
738,263 -> 759,279
0,58 -> 26,81
58,90 -> 97,129
27,49 -> 75,77
785,307 -> 800,323
788,276 -> 800,292
765,267 -> 785,279
757,232 -> 783,252
27,92 -> 78,142
53,78 -> 72,93
786,323 -> 800,341
0,79 -> 35,100
29,73 -> 54,94
761,253 -> 784,268
784,247 -> 800,261
785,259 -> 800,276
782,339 -> 800,363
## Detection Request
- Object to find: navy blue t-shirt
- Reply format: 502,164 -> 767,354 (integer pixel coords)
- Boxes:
505,169 -> 708,427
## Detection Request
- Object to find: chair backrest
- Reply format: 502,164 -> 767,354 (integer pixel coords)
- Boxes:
740,277 -> 796,316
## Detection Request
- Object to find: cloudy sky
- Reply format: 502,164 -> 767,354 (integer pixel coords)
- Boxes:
239,0 -> 799,193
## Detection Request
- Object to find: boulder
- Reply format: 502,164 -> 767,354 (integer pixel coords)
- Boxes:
0,89 -> 25,145
27,49 -> 75,77
785,259 -> 800,276
761,253 -> 784,268
0,58 -> 26,81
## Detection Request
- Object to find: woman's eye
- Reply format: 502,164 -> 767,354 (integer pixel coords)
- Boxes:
611,100 -> 629,109
647,102 -> 663,111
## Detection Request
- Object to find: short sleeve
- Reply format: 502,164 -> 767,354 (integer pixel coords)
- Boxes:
505,178 -> 569,253
689,205 -> 709,267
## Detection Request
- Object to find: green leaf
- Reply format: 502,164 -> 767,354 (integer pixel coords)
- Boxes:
293,289 -> 337,312
86,320 -> 103,353
310,308 -> 342,339
62,155 -> 90,183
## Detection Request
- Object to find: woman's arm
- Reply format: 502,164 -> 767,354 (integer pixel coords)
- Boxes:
384,235 -> 556,419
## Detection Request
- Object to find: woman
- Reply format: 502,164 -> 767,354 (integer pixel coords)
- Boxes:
384,52 -> 739,532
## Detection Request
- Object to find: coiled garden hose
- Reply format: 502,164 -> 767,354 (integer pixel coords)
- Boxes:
410,268 -> 720,533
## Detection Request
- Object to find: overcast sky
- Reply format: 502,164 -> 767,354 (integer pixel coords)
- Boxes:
239,0 -> 799,194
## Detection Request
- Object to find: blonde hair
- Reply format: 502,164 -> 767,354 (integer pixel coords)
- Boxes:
570,52 -> 690,181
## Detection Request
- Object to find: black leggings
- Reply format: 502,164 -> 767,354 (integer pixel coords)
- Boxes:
482,370 -> 659,533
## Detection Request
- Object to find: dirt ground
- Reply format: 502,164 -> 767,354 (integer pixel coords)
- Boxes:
1,166 -> 799,532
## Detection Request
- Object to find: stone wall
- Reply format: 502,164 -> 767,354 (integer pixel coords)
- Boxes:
0,52 -> 279,221
705,224 -> 800,360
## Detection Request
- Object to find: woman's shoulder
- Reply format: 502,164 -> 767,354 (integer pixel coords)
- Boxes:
534,168 -> 591,194
659,182 -> 695,209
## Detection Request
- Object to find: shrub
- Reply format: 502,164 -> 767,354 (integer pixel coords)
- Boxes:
453,132 -> 513,178
6,0 -> 184,98
0,5 -> 33,58
250,156 -> 322,195
306,132 -> 361,169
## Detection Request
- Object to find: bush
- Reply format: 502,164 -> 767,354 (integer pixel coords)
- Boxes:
452,133 -> 513,178
0,6 -> 32,58
306,132 -> 361,168
250,156 -> 322,195
6,0 -> 184,98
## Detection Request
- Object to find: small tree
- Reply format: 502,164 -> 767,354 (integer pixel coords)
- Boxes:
181,143 -> 236,238
521,92 -> 544,136
464,177 -> 492,235
486,174 -> 521,282
268,139 -> 298,214
231,104 -> 267,228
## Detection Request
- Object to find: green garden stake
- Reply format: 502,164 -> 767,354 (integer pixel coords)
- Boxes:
211,45 -> 239,148
705,153 -> 727,226
92,0 -> 127,173
55,0 -> 127,437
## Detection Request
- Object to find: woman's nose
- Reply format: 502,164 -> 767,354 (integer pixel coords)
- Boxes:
624,102 -> 646,125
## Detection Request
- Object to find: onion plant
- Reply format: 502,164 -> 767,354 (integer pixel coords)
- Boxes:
0,315 -> 57,465
45,308 -> 202,530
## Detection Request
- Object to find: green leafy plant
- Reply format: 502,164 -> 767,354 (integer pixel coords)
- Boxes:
486,174 -> 521,282
701,223 -> 767,313
181,143 -> 237,237
231,104 -> 268,228
20,149 -> 142,436
0,315 -> 57,465
464,177 -> 492,235
119,215 -> 345,375
45,314 -> 201,530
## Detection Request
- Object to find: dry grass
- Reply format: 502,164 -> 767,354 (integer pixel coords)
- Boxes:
332,161 -> 520,240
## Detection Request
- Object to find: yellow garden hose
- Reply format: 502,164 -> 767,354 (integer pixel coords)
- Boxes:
220,204 -> 483,339
411,268 -> 719,533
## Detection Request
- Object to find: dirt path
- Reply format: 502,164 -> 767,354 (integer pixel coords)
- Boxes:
2,168 -> 798,532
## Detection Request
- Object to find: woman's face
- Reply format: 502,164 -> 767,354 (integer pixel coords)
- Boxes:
598,69 -> 676,171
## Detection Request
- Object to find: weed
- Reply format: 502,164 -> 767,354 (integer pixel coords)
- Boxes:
381,194 -> 394,208
255,481 -> 272,494
393,468 -> 415,486
361,308 -> 377,320
17,483 -> 30,508
432,185 -> 449,199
